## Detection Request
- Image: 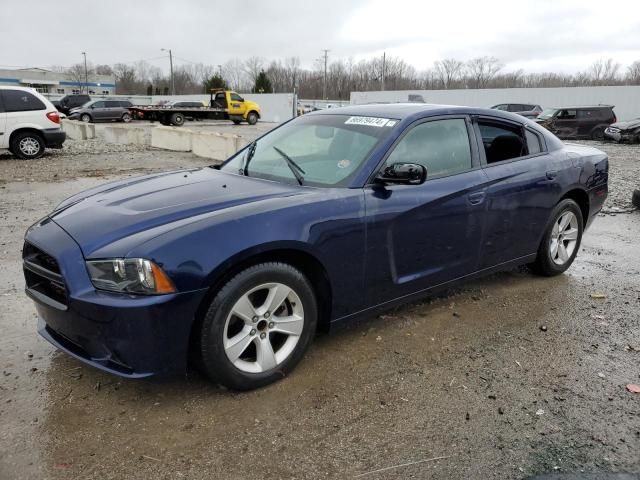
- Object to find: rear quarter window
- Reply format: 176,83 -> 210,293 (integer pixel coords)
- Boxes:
2,89 -> 46,112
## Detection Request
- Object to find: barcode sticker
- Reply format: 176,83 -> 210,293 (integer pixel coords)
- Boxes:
345,116 -> 390,127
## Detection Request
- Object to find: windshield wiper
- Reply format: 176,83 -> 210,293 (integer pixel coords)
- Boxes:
241,141 -> 257,176
273,146 -> 305,186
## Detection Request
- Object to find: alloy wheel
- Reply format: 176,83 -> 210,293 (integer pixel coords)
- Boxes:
19,137 -> 40,156
223,282 -> 304,373
550,211 -> 579,265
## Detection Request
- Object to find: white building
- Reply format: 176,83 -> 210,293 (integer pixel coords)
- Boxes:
0,67 -> 116,96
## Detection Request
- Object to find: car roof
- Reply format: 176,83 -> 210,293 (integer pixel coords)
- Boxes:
308,102 -> 528,121
548,105 -> 614,109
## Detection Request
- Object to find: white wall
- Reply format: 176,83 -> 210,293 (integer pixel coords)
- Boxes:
350,86 -> 640,122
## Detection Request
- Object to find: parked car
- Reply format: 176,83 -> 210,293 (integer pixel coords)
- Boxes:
52,94 -> 91,115
167,101 -> 207,109
604,116 -> 640,143
0,86 -> 65,159
535,105 -> 616,139
67,99 -> 133,123
23,104 -> 608,390
491,103 -> 542,118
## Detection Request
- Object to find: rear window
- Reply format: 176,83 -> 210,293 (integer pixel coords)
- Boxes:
2,89 -> 46,112
119,101 -> 132,107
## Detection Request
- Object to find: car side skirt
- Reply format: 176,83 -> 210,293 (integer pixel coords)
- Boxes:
329,253 -> 538,331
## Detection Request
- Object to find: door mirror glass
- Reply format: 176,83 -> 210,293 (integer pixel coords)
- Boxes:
376,163 -> 427,185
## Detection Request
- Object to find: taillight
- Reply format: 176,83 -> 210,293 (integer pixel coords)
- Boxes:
46,111 -> 60,124
613,114 -> 617,123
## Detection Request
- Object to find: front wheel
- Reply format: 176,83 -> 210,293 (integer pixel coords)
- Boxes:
246,111 -> 258,125
529,199 -> 583,276
198,262 -> 317,390
80,113 -> 91,123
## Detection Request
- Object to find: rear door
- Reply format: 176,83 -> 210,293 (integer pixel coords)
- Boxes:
577,109 -> 599,136
105,100 -> 122,120
475,116 -> 557,267
1,89 -> 47,143
363,116 -> 489,303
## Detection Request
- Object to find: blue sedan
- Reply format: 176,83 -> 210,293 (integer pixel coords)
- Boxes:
23,104 -> 608,390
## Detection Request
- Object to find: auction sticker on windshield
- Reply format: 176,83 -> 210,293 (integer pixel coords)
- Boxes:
345,116 -> 392,127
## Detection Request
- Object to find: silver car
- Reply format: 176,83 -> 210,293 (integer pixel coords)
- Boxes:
491,103 -> 543,119
68,99 -> 133,123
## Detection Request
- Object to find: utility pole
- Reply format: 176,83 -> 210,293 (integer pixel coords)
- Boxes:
81,51 -> 88,94
161,48 -> 175,95
321,49 -> 329,100
381,51 -> 386,91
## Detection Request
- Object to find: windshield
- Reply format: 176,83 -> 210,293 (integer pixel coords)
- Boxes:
221,114 -> 397,187
537,108 -> 558,120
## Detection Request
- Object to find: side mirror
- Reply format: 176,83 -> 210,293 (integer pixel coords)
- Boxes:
376,163 -> 427,185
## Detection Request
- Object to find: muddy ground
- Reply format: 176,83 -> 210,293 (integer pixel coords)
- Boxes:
0,139 -> 639,480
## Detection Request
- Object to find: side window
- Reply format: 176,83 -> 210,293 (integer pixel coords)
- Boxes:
525,130 -> 542,154
385,119 -> 472,178
478,121 -> 527,164
105,101 -> 120,108
119,101 -> 132,107
91,101 -> 106,108
230,93 -> 244,102
2,89 -> 46,112
557,109 -> 576,119
493,104 -> 508,111
507,104 -> 522,112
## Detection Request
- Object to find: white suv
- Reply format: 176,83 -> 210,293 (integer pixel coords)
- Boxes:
0,86 -> 66,159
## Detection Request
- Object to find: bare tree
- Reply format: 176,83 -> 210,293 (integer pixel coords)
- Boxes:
627,60 -> 640,85
587,58 -> 621,85
223,58 -> 247,91
95,64 -> 113,76
112,63 -> 138,94
465,56 -> 503,89
244,56 -> 265,85
66,63 -> 93,92
434,58 -> 464,89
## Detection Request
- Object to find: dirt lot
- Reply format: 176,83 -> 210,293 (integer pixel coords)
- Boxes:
0,139 -> 639,480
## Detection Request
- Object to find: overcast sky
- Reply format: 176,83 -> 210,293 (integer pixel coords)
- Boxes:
4,0 -> 640,74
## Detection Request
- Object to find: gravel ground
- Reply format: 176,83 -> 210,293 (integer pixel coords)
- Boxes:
0,139 -> 639,480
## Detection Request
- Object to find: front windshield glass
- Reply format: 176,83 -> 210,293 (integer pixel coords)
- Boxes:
537,108 -> 558,119
221,114 -> 398,187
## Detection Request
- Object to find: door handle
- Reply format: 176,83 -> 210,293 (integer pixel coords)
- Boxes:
468,191 -> 486,205
546,170 -> 558,180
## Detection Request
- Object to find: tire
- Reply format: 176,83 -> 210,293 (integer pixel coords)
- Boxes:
80,113 -> 91,123
247,111 -> 259,125
11,131 -> 45,160
529,199 -> 584,276
121,112 -> 132,123
169,112 -> 185,126
590,127 -> 605,140
232,119 -> 242,125
632,189 -> 640,209
198,262 -> 317,390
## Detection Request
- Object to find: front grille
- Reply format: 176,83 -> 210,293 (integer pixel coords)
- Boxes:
23,242 -> 67,307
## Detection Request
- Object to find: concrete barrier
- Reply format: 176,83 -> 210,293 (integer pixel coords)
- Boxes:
150,126 -> 193,151
61,119 -> 90,140
103,124 -> 148,146
191,131 -> 246,160
85,123 -> 96,139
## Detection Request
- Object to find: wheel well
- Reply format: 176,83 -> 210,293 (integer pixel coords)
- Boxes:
561,188 -> 589,223
248,110 -> 260,118
9,128 -> 44,147
188,249 -> 333,360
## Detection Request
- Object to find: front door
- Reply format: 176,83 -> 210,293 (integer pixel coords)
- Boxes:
552,109 -> 577,138
227,92 -> 245,116
363,116 -> 488,305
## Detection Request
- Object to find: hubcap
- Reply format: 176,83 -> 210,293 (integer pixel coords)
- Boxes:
19,137 -> 40,156
550,211 -> 579,265
223,282 -> 304,373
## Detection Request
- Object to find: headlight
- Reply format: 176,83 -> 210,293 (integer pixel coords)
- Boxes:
86,258 -> 176,294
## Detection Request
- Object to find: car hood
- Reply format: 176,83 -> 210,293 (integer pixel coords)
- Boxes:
50,168 -> 307,256
609,118 -> 640,130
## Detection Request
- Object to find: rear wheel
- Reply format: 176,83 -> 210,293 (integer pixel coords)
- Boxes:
11,131 -> 44,159
247,111 -> 259,125
169,113 -> 185,126
529,199 -> 583,276
121,112 -> 132,123
590,127 -> 605,140
198,262 -> 317,390
632,189 -> 640,209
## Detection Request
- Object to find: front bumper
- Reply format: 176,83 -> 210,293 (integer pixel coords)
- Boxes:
24,218 -> 207,378
603,127 -> 621,142
42,128 -> 66,148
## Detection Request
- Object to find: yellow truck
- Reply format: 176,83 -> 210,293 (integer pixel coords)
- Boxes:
128,89 -> 261,126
